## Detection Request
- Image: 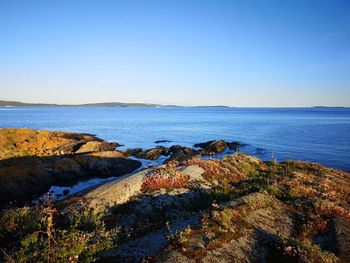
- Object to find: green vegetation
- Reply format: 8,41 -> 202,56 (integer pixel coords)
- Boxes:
0,204 -> 119,262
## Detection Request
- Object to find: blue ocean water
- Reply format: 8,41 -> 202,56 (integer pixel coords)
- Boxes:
1,107 -> 349,171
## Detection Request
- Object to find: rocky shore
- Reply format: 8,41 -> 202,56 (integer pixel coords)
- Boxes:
0,128 -> 243,206
0,128 -> 349,263
0,128 -> 141,206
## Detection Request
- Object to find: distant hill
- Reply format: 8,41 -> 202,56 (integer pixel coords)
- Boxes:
313,106 -> 346,108
0,100 -> 231,108
0,100 -> 168,108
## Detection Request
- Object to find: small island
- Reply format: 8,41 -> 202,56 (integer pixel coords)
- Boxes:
0,128 -> 349,262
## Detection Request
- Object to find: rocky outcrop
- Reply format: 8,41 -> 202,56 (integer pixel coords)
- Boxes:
74,151 -> 140,177
122,140 -> 244,164
0,154 -> 141,206
0,128 -> 121,159
0,129 -> 141,206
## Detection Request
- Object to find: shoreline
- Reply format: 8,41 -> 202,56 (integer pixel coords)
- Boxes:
0,127 -> 349,208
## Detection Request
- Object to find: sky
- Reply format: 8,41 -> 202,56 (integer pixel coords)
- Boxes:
0,0 -> 349,107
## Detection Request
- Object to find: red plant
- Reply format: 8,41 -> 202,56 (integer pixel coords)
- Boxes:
142,169 -> 189,191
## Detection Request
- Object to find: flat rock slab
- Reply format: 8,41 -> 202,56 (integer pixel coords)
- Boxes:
64,166 -> 161,213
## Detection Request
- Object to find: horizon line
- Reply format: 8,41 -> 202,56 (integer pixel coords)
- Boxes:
0,99 -> 348,109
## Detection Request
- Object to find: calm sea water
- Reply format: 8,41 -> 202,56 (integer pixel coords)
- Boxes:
1,107 -> 349,171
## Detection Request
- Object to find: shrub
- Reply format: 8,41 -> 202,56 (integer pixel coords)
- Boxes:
0,204 -> 119,263
0,206 -> 42,246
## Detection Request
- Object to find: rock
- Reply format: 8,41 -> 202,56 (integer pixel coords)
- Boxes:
0,157 -> 56,204
121,145 -> 199,163
134,146 -> 170,160
121,139 -> 244,165
0,128 -> 140,206
0,128 -> 118,159
74,152 -> 141,178
88,150 -> 125,158
0,152 -> 142,206
75,141 -> 117,153
194,140 -> 243,154
64,167 -> 158,213
125,140 -> 244,164
155,140 -> 172,144
63,189 -> 70,195
122,148 -> 143,157
181,165 -> 209,188
166,145 -> 199,163
197,140 -> 227,154
193,140 -> 215,149
52,158 -> 82,174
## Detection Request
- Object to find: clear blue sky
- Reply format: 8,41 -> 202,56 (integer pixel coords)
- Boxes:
0,0 -> 349,106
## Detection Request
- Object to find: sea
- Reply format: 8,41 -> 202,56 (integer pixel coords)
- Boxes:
1,107 -> 349,171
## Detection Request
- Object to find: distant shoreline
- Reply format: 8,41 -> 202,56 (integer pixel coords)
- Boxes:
0,100 -> 348,108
